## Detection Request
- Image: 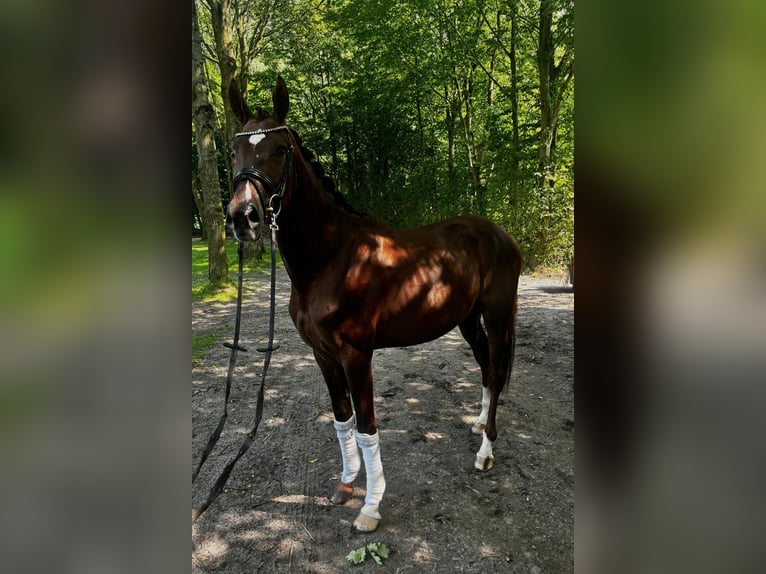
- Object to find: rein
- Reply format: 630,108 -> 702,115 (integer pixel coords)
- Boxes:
192,219 -> 282,524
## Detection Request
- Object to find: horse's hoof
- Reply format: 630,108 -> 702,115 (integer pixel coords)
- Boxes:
353,512 -> 380,532
471,422 -> 486,435
474,454 -> 494,471
329,482 -> 354,505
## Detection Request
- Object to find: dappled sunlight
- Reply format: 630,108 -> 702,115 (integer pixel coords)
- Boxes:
461,414 -> 478,425
271,494 -> 333,506
194,266 -> 572,572
413,539 -> 435,564
265,516 -> 295,532
381,428 -> 408,436
372,234 -> 410,267
264,416 -> 286,428
315,411 -> 334,424
405,381 -> 432,391
193,533 -> 229,564
480,542 -> 500,558
453,381 -> 479,391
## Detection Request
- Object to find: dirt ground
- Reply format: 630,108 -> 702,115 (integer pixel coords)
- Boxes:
193,264 -> 573,573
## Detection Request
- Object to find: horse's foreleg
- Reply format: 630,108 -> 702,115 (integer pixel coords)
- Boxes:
354,431 -> 386,531
331,414 -> 360,504
341,346 -> 385,532
314,351 -> 359,504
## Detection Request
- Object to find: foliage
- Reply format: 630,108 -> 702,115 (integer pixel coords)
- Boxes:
346,542 -> 390,566
192,0 -> 574,270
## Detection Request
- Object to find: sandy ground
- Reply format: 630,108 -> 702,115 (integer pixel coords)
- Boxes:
193,264 -> 573,573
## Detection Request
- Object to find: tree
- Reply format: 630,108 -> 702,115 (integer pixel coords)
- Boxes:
192,0 -> 230,285
190,0 -> 574,271
200,0 -> 298,262
532,0 -> 574,266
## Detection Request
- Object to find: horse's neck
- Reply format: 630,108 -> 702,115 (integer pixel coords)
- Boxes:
277,164 -> 351,289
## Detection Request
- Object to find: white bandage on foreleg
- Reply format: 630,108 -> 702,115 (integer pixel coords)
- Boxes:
475,386 -> 491,426
355,431 -> 386,520
334,415 -> 361,484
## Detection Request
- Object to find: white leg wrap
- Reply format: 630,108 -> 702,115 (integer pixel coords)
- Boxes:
334,415 -> 361,484
472,386 -> 491,433
478,431 -> 493,459
474,430 -> 495,470
356,431 -> 386,520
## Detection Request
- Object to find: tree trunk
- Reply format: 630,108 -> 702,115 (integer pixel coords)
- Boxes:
455,69 -> 485,216
209,0 -> 236,202
538,0 -> 556,196
445,86 -> 457,188
510,4 -> 520,171
192,0 -> 230,285
208,0 -> 264,261
192,178 -> 208,240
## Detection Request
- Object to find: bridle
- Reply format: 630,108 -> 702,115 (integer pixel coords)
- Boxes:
232,125 -> 295,230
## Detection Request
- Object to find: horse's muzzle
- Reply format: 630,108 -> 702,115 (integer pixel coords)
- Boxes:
225,201 -> 263,241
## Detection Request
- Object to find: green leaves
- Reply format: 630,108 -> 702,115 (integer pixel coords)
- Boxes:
346,542 -> 390,566
345,546 -> 366,564
367,543 -> 390,564
193,0 -> 574,271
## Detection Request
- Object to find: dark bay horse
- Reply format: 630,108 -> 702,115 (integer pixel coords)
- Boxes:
226,77 -> 521,532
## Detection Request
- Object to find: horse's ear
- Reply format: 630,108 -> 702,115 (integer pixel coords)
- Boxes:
228,79 -> 252,124
272,76 -> 289,123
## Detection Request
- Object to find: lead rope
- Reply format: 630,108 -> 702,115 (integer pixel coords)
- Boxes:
192,222 -> 280,524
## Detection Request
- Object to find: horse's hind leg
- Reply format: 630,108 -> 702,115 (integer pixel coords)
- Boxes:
475,298 -> 518,471
459,309 -> 491,435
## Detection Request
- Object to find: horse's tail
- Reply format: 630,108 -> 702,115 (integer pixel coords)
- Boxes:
504,291 -> 518,392
503,238 -> 521,392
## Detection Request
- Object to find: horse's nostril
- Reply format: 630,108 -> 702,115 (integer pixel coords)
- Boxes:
246,204 -> 260,225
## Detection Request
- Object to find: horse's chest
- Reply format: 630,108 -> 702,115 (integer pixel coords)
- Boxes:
289,291 -> 339,351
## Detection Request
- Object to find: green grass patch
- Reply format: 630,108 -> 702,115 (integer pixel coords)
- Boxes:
192,239 -> 278,302
192,280 -> 239,303
192,330 -> 223,365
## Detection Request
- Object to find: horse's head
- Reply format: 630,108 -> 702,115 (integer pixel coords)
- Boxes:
225,76 -> 293,241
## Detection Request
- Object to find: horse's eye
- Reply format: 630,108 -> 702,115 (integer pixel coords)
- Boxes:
276,145 -> 287,157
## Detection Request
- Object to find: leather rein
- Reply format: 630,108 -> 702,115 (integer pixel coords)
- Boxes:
192,126 -> 295,523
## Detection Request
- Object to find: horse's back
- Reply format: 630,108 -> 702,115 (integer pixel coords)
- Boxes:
426,215 -> 522,313
409,215 -> 521,275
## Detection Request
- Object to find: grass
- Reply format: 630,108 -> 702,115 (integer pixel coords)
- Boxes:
192,330 -> 223,365
192,238 -> 278,302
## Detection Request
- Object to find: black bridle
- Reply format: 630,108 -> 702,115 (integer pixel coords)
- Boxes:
231,126 -> 295,229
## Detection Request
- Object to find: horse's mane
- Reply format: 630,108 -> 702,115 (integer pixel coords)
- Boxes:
289,128 -> 366,218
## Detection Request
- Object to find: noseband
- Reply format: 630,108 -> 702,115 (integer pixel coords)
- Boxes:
232,126 -> 295,228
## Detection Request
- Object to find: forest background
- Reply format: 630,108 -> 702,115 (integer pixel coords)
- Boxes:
192,0 -> 574,281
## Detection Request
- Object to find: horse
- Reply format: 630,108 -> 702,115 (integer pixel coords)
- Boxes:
225,76 -> 521,532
